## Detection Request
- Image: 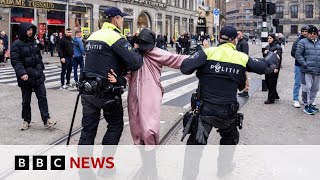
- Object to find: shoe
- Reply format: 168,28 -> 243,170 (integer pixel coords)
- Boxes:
20,121 -> 30,131
293,101 -> 301,108
264,100 -> 274,104
238,91 -> 249,97
312,102 -> 316,106
310,104 -> 319,113
59,85 -> 68,90
66,83 -> 73,88
303,105 -> 315,115
44,118 -> 57,128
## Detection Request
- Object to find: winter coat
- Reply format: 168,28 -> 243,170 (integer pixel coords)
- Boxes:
236,38 -> 249,55
291,35 -> 305,66
58,35 -> 74,58
73,37 -> 84,57
296,38 -> 320,75
127,47 -> 188,145
11,22 -> 45,87
264,41 -> 282,69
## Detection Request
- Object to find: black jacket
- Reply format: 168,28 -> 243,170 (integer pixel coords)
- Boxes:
291,35 -> 305,67
58,35 -> 74,58
236,38 -> 249,55
11,22 -> 45,87
264,41 -> 282,68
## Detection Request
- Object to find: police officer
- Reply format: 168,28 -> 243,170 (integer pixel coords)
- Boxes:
78,7 -> 143,145
180,26 -> 279,145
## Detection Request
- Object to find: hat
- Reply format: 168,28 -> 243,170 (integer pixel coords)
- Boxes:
104,7 -> 129,17
301,25 -> 310,32
308,25 -> 318,34
220,26 -> 238,40
137,29 -> 156,51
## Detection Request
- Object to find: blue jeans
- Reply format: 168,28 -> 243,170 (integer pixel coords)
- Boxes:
293,65 -> 301,101
73,56 -> 84,82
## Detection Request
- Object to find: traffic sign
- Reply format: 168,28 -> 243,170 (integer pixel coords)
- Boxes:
213,8 -> 220,26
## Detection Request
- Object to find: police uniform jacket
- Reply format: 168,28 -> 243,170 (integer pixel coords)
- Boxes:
181,42 -> 267,105
84,22 -> 143,81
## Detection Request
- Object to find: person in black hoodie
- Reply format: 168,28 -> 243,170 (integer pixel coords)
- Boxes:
263,33 -> 282,104
11,22 -> 56,130
58,28 -> 74,89
236,30 -> 249,97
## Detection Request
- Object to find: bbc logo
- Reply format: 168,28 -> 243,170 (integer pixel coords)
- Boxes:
15,156 -> 65,170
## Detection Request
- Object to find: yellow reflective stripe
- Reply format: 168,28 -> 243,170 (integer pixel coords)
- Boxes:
88,23 -> 122,46
204,43 -> 248,67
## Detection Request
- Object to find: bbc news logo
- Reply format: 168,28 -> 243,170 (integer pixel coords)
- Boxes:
15,156 -> 114,170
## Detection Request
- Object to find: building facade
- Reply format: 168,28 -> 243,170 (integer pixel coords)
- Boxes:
226,0 -> 260,35
0,0 -> 198,44
275,0 -> 320,36
197,0 -> 226,36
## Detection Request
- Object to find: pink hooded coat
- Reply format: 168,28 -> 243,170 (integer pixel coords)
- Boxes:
127,47 -> 188,145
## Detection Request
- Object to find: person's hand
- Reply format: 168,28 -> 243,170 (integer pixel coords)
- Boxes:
264,50 -> 269,54
60,58 -> 66,64
21,74 -> 28,81
134,43 -> 139,49
274,69 -> 279,73
203,39 -> 210,49
108,69 -> 117,83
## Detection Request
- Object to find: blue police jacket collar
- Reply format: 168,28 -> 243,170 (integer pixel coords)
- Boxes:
102,22 -> 121,34
218,42 -> 236,50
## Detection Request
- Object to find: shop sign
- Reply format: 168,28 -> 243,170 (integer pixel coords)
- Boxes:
11,16 -> 33,23
121,0 -> 167,10
197,17 -> 206,27
0,0 -> 86,13
47,19 -> 65,25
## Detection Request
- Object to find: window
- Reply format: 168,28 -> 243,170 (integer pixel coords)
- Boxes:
182,0 -> 187,9
277,25 -> 283,33
306,5 -> 313,18
276,6 -> 284,18
291,25 -> 298,34
189,0 -> 194,10
291,5 -> 298,18
174,0 -> 180,7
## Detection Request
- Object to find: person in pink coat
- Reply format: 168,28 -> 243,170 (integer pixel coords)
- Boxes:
109,29 -> 187,145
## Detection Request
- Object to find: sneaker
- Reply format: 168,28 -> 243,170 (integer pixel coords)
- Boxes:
303,105 -> 315,115
310,104 -> 319,113
20,121 -> 30,131
293,101 -> 301,108
44,118 -> 57,128
66,83 -> 73,88
238,91 -> 249,97
59,85 -> 68,90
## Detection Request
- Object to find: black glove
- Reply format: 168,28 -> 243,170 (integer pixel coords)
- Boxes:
195,117 -> 209,145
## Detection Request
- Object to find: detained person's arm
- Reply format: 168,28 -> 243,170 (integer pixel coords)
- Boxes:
180,50 -> 207,75
112,38 -> 143,71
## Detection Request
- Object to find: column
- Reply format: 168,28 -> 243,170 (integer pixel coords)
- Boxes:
93,4 -> 100,31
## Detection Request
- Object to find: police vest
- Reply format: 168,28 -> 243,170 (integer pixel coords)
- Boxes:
198,43 -> 248,104
84,22 -> 126,79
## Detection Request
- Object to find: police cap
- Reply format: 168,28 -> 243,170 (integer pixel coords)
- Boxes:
137,29 -> 156,51
220,26 -> 238,41
104,7 -> 129,17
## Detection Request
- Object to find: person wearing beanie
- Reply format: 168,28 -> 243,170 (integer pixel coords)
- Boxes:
296,25 -> 320,115
291,25 -> 310,108
263,33 -> 282,104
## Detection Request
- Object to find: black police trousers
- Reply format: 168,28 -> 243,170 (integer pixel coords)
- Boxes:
187,103 -> 239,145
78,94 -> 124,145
20,83 -> 50,123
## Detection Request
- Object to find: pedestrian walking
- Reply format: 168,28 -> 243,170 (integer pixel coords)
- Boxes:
58,28 -> 74,90
296,25 -> 320,115
236,30 -> 250,98
291,25 -> 309,108
263,33 -> 282,104
10,22 -> 56,130
73,30 -> 85,84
